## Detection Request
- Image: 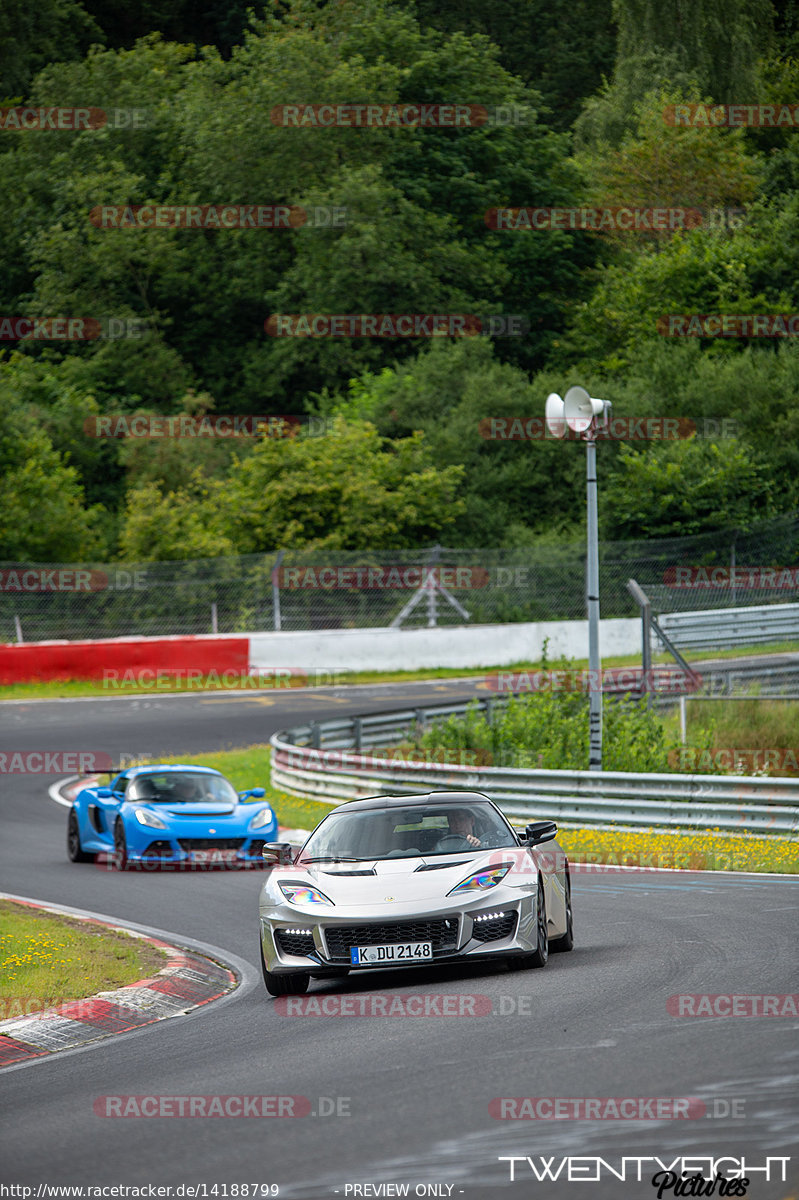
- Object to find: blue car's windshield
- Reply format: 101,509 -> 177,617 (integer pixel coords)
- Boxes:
126,772 -> 238,804
298,803 -> 518,861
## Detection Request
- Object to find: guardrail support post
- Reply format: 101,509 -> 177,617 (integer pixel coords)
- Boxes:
352,717 -> 362,752
310,721 -> 320,749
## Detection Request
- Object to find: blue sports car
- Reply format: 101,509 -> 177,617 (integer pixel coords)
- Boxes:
67,763 -> 278,870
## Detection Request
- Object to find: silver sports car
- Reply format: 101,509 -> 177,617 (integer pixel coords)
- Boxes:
258,790 -> 573,996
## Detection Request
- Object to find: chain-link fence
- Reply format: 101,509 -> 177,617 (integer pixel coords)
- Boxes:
1,512 -> 797,642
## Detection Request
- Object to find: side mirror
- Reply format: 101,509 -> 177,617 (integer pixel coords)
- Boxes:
262,842 -> 293,865
241,787 -> 266,799
96,787 -> 113,799
525,820 -> 558,845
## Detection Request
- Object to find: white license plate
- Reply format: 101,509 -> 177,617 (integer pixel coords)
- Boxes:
191,848 -> 238,863
350,941 -> 433,965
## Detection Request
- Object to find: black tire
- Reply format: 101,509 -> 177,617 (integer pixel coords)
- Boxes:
507,876 -> 548,970
549,865 -> 574,953
260,940 -> 309,997
113,820 -> 129,871
67,810 -> 92,863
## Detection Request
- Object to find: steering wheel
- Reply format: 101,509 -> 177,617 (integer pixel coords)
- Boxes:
436,833 -> 474,851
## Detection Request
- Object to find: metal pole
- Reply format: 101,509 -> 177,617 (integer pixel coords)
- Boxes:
272,550 -> 284,631
14,615 -> 23,643
641,596 -> 651,708
586,433 -> 602,770
211,602 -> 218,635
626,579 -> 652,709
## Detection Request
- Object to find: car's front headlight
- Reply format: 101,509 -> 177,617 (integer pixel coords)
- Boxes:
448,863 -> 512,895
278,882 -> 334,906
134,808 -> 167,830
249,806 -> 275,830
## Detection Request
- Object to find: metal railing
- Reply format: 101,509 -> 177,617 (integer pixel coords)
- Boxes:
269,696 -> 799,838
655,603 -> 799,652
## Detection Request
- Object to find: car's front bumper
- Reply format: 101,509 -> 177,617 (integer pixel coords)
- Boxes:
126,826 -> 278,867
260,887 -> 539,975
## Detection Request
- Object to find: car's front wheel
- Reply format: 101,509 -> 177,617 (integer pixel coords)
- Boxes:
113,821 -> 129,871
549,865 -> 574,953
67,810 -> 92,863
260,941 -> 309,997
507,877 -> 548,970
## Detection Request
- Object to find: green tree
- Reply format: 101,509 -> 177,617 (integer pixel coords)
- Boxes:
0,387 -> 105,560
226,417 -> 466,551
118,476 -> 234,561
600,437 -> 774,539
316,338 -> 586,545
0,0 -> 103,97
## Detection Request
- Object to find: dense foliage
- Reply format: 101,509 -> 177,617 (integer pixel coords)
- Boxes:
1,0 -> 797,560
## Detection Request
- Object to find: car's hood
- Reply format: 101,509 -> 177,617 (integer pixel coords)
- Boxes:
293,851 -> 503,904
141,802 -> 238,818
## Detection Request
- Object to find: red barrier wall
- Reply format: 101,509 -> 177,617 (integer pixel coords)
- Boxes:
0,636 -> 250,685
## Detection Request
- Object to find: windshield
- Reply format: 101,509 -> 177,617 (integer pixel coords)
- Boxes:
299,802 -> 518,861
126,772 -> 238,804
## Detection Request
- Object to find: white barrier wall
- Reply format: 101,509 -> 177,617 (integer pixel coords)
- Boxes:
248,618 -> 641,673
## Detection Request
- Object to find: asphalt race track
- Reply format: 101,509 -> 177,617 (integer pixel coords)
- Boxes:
1,683 -> 798,1199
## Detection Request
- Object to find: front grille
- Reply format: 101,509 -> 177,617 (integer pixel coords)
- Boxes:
275,930 -> 316,957
324,917 -> 460,962
471,912 -> 517,943
142,841 -> 175,858
177,838 -> 244,851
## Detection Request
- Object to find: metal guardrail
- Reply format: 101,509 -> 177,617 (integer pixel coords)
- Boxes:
269,696 -> 799,838
655,603 -> 799,652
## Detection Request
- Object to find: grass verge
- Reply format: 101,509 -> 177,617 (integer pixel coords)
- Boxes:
0,899 -> 168,1017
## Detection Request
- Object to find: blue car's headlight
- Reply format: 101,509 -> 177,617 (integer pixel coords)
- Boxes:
249,806 -> 275,830
278,882 -> 334,906
448,863 -> 512,895
134,808 -> 167,830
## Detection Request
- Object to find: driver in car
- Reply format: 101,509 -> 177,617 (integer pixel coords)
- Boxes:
172,775 -> 204,802
437,808 -> 482,849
